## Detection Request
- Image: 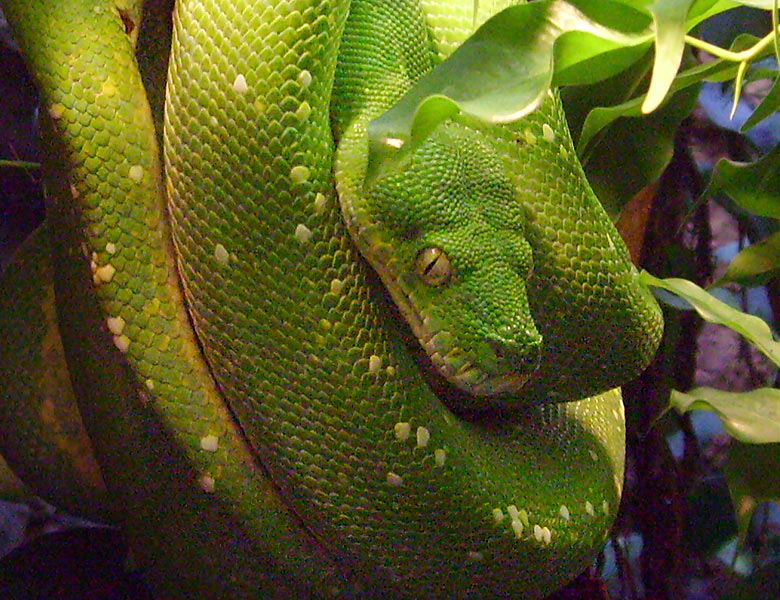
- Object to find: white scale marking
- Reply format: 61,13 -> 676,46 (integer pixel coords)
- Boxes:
416,426 -> 430,448
295,224 -> 313,244
542,123 -> 556,143
233,74 -> 248,94
394,422 -> 411,441
214,244 -> 230,266
128,165 -> 144,183
200,435 -> 219,452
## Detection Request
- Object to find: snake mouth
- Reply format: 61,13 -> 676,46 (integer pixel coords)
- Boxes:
419,326 -> 534,397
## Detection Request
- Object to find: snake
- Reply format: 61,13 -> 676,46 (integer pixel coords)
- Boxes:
0,0 -> 664,598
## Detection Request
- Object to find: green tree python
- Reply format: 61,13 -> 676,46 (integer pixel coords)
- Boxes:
0,0 -> 664,597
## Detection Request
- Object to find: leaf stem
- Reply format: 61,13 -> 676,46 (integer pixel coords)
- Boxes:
0,159 -> 41,169
683,30 -> 776,63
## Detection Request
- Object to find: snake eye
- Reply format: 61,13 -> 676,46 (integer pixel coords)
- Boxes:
416,247 -> 452,286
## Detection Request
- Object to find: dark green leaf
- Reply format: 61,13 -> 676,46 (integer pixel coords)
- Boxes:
724,440 -> 780,541
706,144 -> 780,219
577,36 -> 759,153
671,387 -> 780,443
742,74 -> 780,132
716,231 -> 780,287
581,85 -> 699,215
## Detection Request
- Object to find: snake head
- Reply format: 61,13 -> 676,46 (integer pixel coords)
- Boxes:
347,123 -> 543,398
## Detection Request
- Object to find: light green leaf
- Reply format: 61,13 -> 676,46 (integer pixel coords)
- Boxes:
636,0 -> 741,112
716,232 -> 780,287
367,0 -> 651,175
553,33 -> 651,86
705,144 -> 780,219
673,386 -> 780,544
639,271 -> 780,366
671,387 -> 780,443
643,0 -> 694,112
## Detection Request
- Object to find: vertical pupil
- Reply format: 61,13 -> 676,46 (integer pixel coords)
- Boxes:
424,254 -> 440,275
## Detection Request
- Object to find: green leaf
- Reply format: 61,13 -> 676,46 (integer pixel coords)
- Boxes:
367,0 -> 651,175
582,84 -> 699,214
553,33 -> 650,86
742,74 -> 780,132
717,231 -> 780,287
672,386 -> 780,544
639,271 -> 780,366
687,0 -> 742,28
729,0 -> 780,8
705,144 -> 780,219
577,35 -> 758,153
643,0 -> 695,112
632,0 -> 742,112
671,387 -> 780,443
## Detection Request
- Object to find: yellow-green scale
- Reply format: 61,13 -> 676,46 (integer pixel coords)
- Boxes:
1,0 -> 347,597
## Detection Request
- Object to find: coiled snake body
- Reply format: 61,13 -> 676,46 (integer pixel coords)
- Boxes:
0,0 -> 663,598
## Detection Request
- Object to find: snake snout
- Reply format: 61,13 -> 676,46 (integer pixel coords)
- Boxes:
489,330 -> 542,373
469,328 -> 542,396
